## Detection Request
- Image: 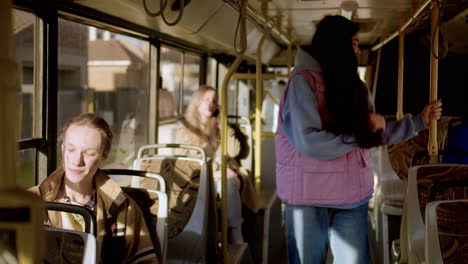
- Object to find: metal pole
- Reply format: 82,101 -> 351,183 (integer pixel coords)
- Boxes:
87,88 -> 95,113
371,49 -> 381,102
0,0 -> 18,189
232,73 -> 288,80
255,33 -> 267,192
372,29 -> 386,102
428,1 -> 439,157
220,0 -> 247,261
287,44 -> 293,76
396,14 -> 405,120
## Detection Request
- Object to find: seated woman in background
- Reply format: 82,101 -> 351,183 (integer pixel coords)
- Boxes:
176,85 -> 258,244
30,113 -> 158,264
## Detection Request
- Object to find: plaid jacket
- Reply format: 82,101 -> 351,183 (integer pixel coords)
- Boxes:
30,167 -> 158,264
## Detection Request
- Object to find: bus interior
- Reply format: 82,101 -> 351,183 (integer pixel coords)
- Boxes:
1,0 -> 468,263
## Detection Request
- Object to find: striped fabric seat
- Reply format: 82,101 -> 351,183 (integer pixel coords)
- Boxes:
138,158 -> 201,239
425,200 -> 468,263
400,164 -> 468,264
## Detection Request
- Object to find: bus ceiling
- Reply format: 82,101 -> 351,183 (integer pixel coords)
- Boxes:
72,0 -> 468,65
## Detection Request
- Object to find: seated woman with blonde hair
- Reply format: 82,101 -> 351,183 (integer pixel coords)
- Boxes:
30,113 -> 158,263
176,85 -> 258,244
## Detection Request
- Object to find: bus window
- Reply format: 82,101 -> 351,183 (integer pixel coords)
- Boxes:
161,46 -> 182,116
182,52 -> 201,113
13,9 -> 37,140
14,9 -> 40,188
206,57 -> 217,88
57,20 -> 150,168
17,149 -> 36,189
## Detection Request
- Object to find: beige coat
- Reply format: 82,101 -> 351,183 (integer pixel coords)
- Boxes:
30,168 -> 158,264
175,123 -> 258,213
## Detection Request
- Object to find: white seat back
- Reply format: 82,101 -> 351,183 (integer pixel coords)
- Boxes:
401,164 -> 468,264
45,227 -> 98,264
425,199 -> 468,264
133,144 -> 217,264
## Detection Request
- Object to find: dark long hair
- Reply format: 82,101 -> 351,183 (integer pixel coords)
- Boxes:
304,15 -> 382,148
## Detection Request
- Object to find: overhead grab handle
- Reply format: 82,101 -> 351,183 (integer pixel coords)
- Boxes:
142,0 -> 185,26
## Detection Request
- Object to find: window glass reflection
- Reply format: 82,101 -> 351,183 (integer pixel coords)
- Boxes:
57,20 -> 149,168
13,9 -> 36,140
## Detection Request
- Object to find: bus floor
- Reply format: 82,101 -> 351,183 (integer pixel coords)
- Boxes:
239,207 -> 380,264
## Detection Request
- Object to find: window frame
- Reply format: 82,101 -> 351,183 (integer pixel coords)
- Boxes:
13,0 -> 214,185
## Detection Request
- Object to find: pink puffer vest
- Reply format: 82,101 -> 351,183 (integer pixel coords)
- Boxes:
275,70 -> 374,205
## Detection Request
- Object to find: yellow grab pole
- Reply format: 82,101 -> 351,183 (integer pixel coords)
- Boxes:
371,48 -> 381,102
87,88 -> 95,113
1,2 -> 45,263
220,0 -> 247,262
372,29 -> 386,102
428,1 -> 439,157
396,13 -> 405,120
255,33 -> 267,192
287,44 -> 293,76
232,73 -> 288,80
264,90 -> 279,106
0,0 -> 19,189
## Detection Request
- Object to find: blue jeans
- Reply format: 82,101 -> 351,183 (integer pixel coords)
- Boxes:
285,203 -> 369,264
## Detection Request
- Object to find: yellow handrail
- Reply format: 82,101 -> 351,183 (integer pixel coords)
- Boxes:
0,2 -> 45,263
287,44 -> 293,76
371,29 -> 386,101
87,88 -> 95,113
428,0 -> 440,157
396,13 -> 405,120
255,33 -> 267,192
0,0 -> 18,189
231,73 -> 288,80
264,90 -> 279,106
220,0 -> 247,262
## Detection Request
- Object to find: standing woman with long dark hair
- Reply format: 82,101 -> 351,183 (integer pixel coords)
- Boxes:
275,15 -> 442,263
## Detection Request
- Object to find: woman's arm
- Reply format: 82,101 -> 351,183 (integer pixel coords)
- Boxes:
382,114 -> 426,145
381,100 -> 442,145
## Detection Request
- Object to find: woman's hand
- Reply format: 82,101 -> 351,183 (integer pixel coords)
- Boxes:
421,99 -> 442,126
369,112 -> 386,133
